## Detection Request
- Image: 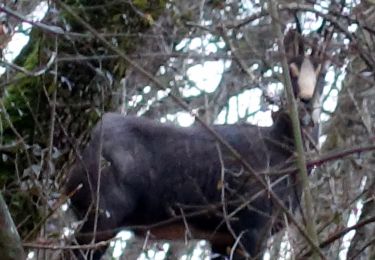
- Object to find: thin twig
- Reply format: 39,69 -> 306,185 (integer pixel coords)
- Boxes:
267,1 -> 321,259
216,143 -> 248,257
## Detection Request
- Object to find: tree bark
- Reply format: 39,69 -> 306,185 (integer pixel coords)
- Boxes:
0,192 -> 25,260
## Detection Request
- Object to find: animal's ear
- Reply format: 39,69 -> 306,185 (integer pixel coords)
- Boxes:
284,28 -> 304,59
289,62 -> 300,77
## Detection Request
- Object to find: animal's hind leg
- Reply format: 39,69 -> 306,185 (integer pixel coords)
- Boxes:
74,165 -> 138,260
101,135 -> 151,190
229,209 -> 270,259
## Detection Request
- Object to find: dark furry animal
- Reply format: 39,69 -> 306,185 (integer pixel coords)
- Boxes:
65,57 -> 320,259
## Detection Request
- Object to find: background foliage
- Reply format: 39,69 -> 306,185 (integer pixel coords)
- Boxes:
0,0 -> 374,259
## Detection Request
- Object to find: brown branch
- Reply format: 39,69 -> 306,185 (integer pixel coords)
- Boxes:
308,144 -> 375,169
23,240 -> 113,250
300,216 -> 375,258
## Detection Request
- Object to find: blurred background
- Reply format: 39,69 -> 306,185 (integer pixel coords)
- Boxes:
0,0 -> 374,259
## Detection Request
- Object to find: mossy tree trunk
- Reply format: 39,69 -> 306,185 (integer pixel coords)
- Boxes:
1,0 -> 167,247
0,192 -> 25,260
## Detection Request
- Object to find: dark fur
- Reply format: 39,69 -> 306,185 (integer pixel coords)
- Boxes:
65,109 -> 308,259
65,51 -> 320,259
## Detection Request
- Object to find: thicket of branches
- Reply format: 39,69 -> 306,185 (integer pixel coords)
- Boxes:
0,0 -> 374,259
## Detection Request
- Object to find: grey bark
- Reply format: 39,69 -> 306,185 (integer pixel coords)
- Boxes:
0,192 -> 25,260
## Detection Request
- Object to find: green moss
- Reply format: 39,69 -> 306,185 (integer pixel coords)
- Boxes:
13,30 -> 41,67
133,0 -> 148,8
2,77 -> 42,137
0,0 -> 167,243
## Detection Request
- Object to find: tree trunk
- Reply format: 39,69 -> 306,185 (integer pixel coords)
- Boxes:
0,192 -> 25,260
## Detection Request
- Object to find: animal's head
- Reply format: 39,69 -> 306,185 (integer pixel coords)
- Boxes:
283,29 -> 323,127
289,56 -> 321,102
284,28 -> 322,101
